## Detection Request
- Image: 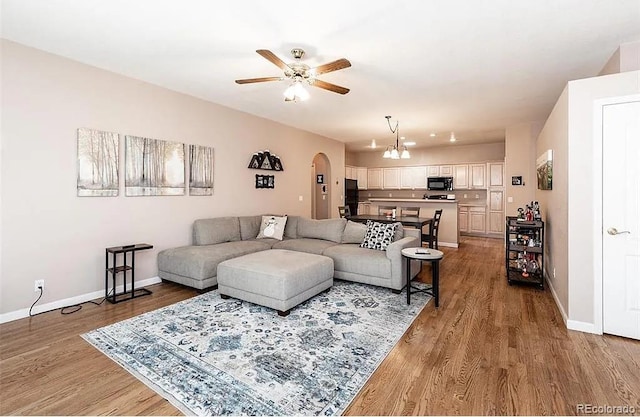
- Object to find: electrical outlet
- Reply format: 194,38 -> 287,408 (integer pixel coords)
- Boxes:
411,193 -> 415,198
388,193 -> 392,197
34,279 -> 44,292
463,193 -> 467,198
475,194 -> 479,199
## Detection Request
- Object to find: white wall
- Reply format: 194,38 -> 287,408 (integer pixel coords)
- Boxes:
0,40 -> 345,316
537,70 -> 640,329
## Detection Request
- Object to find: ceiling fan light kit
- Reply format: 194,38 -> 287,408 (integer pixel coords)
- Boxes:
382,115 -> 410,160
235,48 -> 351,102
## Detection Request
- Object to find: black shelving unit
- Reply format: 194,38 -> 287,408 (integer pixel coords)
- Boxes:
505,217 -> 544,289
105,243 -> 153,303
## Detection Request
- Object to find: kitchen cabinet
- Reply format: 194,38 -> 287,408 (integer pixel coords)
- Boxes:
400,166 -> 427,189
357,202 -> 370,215
488,162 -> 504,187
469,164 -> 486,189
356,167 -> 368,189
427,165 -> 453,177
367,168 -> 383,189
345,165 -> 355,180
488,189 -> 505,234
469,206 -> 486,233
383,167 -> 401,189
459,207 -> 469,233
453,165 -> 469,189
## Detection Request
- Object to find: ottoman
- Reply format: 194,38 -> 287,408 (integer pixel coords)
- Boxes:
217,249 -> 334,316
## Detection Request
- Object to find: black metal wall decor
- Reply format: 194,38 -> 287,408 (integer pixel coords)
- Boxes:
248,150 -> 283,171
255,174 -> 275,189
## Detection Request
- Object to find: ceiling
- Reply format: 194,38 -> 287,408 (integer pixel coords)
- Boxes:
2,0 -> 640,153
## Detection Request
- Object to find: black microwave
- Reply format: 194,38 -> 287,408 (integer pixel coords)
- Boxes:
427,176 -> 453,191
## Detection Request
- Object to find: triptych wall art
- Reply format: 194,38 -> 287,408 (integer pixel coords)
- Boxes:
77,128 -> 214,197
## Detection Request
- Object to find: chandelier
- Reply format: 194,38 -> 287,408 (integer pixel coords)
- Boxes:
382,115 -> 410,159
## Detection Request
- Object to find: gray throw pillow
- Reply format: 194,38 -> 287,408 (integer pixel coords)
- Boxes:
360,221 -> 398,251
342,220 -> 367,244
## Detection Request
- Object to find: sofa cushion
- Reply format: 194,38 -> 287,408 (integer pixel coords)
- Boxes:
297,217 -> 347,243
284,215 -> 299,239
393,222 -> 405,241
158,240 -> 271,280
238,215 -> 262,241
256,215 -> 287,240
323,244 -> 392,279
360,221 -> 397,250
272,238 -> 339,255
193,217 -> 241,246
342,220 -> 367,244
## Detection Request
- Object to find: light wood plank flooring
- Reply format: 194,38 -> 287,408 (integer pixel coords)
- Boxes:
1,236 -> 639,415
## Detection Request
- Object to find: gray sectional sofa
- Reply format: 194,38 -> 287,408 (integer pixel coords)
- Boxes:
157,215 -> 420,292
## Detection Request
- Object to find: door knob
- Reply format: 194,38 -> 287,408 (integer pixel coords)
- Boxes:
607,227 -> 631,235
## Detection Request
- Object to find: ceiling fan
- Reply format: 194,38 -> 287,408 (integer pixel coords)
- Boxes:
235,48 -> 351,101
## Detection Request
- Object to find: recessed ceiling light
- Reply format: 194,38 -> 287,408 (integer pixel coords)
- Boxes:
370,139 -> 377,149
450,132 -> 456,142
400,136 -> 406,140
403,141 -> 416,146
430,133 -> 436,137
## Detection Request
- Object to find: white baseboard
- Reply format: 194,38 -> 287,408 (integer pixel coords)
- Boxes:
545,274 -> 568,325
567,319 -> 601,334
545,273 -> 601,335
439,241 -> 459,248
0,276 -> 162,324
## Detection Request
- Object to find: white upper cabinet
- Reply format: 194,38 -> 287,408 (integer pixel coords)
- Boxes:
367,168 -> 383,189
453,165 -> 469,189
356,167 -> 368,189
427,165 -> 453,177
382,167 -> 401,189
345,165 -> 355,180
400,166 -> 427,189
488,162 -> 505,187
469,164 -> 486,189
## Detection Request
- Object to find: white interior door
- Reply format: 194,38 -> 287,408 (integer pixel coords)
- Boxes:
603,100 -> 640,340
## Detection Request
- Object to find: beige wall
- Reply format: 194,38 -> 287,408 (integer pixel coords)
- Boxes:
599,41 -> 640,76
538,70 -> 640,328
0,40 -> 345,315
536,88 -> 569,316
505,122 -> 543,215
350,142 -> 505,167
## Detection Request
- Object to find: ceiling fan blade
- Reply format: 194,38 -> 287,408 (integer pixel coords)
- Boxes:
311,79 -> 350,95
256,49 -> 290,71
311,58 -> 351,75
235,77 -> 282,84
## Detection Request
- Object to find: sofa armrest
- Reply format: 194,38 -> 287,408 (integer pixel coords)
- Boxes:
385,235 -> 420,290
386,236 -> 419,261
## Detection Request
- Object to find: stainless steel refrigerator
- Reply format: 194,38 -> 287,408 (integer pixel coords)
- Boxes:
345,179 -> 359,215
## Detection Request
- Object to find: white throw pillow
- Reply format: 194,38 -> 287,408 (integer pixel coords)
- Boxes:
360,221 -> 398,251
256,215 -> 287,240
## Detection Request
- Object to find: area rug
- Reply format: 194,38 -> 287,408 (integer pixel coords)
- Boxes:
82,280 -> 431,416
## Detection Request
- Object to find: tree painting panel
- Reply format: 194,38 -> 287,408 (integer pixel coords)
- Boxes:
77,128 -> 119,197
536,149 -> 553,190
125,135 -> 185,196
189,145 -> 214,196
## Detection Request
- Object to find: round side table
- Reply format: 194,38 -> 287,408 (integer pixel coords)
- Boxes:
401,247 -> 444,307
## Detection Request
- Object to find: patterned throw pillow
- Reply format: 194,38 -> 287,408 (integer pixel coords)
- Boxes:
256,215 -> 287,240
360,221 -> 398,250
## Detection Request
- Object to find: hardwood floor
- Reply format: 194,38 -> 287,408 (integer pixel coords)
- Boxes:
1,236 -> 639,415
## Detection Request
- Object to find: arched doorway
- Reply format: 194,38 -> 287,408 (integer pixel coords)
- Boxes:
311,153 -> 331,219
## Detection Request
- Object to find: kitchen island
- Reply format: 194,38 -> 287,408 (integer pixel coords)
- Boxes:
368,198 -> 459,247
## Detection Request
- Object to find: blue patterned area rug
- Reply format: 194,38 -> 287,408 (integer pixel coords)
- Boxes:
82,280 -> 431,416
